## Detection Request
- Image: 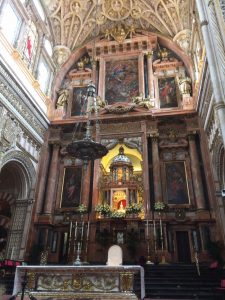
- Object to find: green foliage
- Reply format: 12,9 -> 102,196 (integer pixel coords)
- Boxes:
126,202 -> 142,214
95,203 -> 111,215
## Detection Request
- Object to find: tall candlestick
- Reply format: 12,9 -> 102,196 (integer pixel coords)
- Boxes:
74,221 -> 78,240
153,220 -> 156,237
69,221 -> 72,238
86,221 -> 90,241
146,220 -> 149,237
81,221 -> 84,241
11,247 -> 15,260
160,218 -> 163,237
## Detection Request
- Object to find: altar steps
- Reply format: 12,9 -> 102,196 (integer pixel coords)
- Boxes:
140,263 -> 225,300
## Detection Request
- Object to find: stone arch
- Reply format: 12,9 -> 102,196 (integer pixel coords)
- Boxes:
2,150 -> 36,198
0,150 -> 36,259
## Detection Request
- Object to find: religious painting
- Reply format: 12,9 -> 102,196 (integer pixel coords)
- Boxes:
165,161 -> 190,205
71,86 -> 87,116
159,77 -> 178,108
111,189 -> 127,211
60,167 -> 82,208
105,58 -> 139,104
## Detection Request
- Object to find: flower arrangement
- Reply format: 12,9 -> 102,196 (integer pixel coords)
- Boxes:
95,203 -> 111,215
110,210 -> 126,219
126,202 -> 143,214
154,201 -> 166,211
77,203 -> 88,214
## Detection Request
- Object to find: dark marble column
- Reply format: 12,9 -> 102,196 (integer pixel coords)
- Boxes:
151,135 -> 162,203
188,134 -> 205,209
44,143 -> 60,214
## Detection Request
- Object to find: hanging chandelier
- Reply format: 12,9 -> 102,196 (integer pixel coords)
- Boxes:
66,82 -> 108,163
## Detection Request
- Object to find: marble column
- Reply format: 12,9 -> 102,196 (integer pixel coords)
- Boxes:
34,133 -> 51,216
138,53 -> 145,95
44,143 -> 60,214
151,135 -> 163,203
188,134 -> 205,209
196,0 -> 225,146
141,122 -> 150,215
146,52 -> 155,98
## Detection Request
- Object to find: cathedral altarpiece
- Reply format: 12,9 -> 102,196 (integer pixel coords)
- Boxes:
32,32 -> 217,265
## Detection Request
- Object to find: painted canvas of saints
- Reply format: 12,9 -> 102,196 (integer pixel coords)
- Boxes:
105,59 -> 139,104
71,87 -> 87,116
61,167 -> 82,208
165,162 -> 190,205
159,77 -> 178,108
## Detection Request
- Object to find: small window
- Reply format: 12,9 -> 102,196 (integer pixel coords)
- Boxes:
37,57 -> 51,94
33,0 -> 45,21
0,2 -> 22,45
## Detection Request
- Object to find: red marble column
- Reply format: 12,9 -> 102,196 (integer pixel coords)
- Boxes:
151,135 -> 163,203
147,52 -> 154,98
141,122 -> 150,215
44,143 -> 60,214
188,134 -> 205,209
138,53 -> 145,95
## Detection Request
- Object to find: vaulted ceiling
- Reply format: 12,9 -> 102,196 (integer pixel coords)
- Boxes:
42,0 -> 193,52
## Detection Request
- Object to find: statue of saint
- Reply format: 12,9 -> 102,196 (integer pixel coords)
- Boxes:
57,88 -> 69,108
179,77 -> 192,95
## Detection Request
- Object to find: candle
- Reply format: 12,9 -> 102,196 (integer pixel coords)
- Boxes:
11,247 -> 15,260
153,220 -> 156,237
74,221 -> 78,240
86,221 -> 90,241
160,218 -> 163,237
81,221 -> 84,241
146,220 -> 149,237
69,221 -> 72,238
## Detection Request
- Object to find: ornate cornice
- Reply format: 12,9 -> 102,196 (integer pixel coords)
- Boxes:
0,62 -> 48,139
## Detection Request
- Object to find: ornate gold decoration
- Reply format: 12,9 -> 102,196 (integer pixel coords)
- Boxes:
120,272 -> 134,292
104,104 -> 136,114
179,77 -> 192,95
45,0 -> 191,51
105,24 -> 135,43
77,57 -> 89,70
132,93 -> 155,110
27,272 -> 36,290
53,45 -> 71,68
40,249 -> 49,265
102,0 -> 132,21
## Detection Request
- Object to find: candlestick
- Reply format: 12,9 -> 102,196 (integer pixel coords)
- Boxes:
69,221 -> 72,238
146,219 -> 149,237
11,247 -> 15,260
81,221 -> 84,241
86,221 -> 90,241
160,218 -> 163,237
153,220 -> 156,237
74,221 -> 78,241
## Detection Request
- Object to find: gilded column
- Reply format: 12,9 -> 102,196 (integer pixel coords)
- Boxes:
44,143 -> 60,214
138,53 -> 145,95
151,134 -> 162,203
146,51 -> 154,98
188,134 -> 205,209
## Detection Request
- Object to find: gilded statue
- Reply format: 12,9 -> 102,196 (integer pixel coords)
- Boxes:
87,95 -> 107,113
132,93 -> 154,110
56,88 -> 69,108
178,77 -> 192,95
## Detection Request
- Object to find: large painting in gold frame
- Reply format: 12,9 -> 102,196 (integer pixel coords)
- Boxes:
165,161 -> 190,205
105,58 -> 139,104
60,167 -> 82,208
